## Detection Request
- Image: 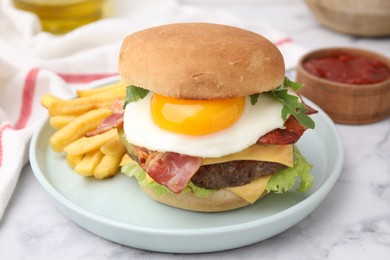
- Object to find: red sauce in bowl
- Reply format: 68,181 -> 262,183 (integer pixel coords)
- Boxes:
303,54 -> 390,84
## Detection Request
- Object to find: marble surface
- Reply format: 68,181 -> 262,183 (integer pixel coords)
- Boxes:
1,0 -> 390,259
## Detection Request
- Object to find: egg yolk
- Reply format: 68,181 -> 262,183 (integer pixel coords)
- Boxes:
151,94 -> 245,136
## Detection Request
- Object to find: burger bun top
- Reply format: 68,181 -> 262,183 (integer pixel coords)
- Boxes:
118,23 -> 285,99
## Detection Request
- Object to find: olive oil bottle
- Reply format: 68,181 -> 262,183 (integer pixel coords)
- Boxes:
13,0 -> 105,34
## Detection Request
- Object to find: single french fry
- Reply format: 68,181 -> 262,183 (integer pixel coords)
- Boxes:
93,154 -> 121,179
100,135 -> 126,157
48,87 -> 125,116
64,129 -> 117,155
49,115 -> 77,129
41,94 -> 63,109
49,107 -> 111,152
76,81 -> 126,97
66,153 -> 84,169
74,150 -> 104,177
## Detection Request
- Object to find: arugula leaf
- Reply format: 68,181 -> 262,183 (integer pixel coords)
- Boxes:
250,93 -> 260,105
249,77 -> 315,129
283,76 -> 303,91
272,86 -> 315,129
124,85 -> 149,108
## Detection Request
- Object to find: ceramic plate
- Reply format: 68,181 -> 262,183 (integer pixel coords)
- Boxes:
30,78 -> 344,253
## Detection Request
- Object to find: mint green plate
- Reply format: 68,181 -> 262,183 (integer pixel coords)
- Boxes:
29,80 -> 343,253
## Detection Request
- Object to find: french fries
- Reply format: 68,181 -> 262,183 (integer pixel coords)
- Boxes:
41,94 -> 64,109
48,87 -> 125,116
66,153 -> 83,169
49,115 -> 77,129
49,107 -> 112,152
100,135 -> 126,157
42,81 -> 128,179
74,150 -> 104,177
64,128 -> 117,155
76,81 -> 126,97
94,154 -> 122,179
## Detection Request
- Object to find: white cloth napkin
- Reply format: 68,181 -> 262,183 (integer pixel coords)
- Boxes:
0,0 -> 306,220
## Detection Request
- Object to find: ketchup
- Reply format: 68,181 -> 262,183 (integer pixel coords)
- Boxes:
303,54 -> 390,84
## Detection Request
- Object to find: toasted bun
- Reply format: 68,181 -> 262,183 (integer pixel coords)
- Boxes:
141,186 -> 268,212
118,23 -> 285,99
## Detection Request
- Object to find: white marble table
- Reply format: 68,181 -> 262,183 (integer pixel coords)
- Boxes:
1,1 -> 389,259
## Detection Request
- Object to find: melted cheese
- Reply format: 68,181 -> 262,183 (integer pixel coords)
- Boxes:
120,154 -> 132,166
203,144 -> 293,203
202,144 -> 293,167
226,175 -> 271,204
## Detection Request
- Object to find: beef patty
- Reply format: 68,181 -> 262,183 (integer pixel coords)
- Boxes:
191,161 -> 286,189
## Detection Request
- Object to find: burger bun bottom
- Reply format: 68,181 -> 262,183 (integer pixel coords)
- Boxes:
141,186 -> 268,212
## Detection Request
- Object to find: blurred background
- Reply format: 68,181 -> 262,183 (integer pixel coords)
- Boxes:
0,1 -> 389,259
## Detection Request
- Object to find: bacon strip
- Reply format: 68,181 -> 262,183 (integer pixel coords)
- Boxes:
85,99 -> 124,137
257,116 -> 305,145
143,151 -> 202,193
257,103 -> 317,145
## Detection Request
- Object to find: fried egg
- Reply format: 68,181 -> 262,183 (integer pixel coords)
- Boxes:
123,92 -> 285,158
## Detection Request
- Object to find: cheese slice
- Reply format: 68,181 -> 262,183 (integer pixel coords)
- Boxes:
120,153 -> 132,166
226,175 -> 271,204
202,144 -> 293,167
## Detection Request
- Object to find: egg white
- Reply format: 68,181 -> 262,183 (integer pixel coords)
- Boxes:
123,93 -> 285,158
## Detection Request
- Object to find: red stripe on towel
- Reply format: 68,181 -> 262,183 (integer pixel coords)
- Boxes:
274,37 -> 293,46
0,68 -> 40,168
58,72 -> 118,84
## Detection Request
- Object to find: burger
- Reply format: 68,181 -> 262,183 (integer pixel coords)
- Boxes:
108,23 -> 317,212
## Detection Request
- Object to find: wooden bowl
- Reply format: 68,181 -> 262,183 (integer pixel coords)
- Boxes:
304,0 -> 390,37
296,48 -> 390,124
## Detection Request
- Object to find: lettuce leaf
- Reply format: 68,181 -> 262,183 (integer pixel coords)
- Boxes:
121,162 -> 215,198
123,85 -> 149,108
266,146 -> 313,193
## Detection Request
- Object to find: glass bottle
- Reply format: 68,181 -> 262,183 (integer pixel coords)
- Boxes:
13,0 -> 105,34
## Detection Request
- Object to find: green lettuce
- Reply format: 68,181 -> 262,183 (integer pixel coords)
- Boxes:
121,145 -> 313,198
121,162 -> 215,198
123,85 -> 149,108
266,146 -> 313,193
